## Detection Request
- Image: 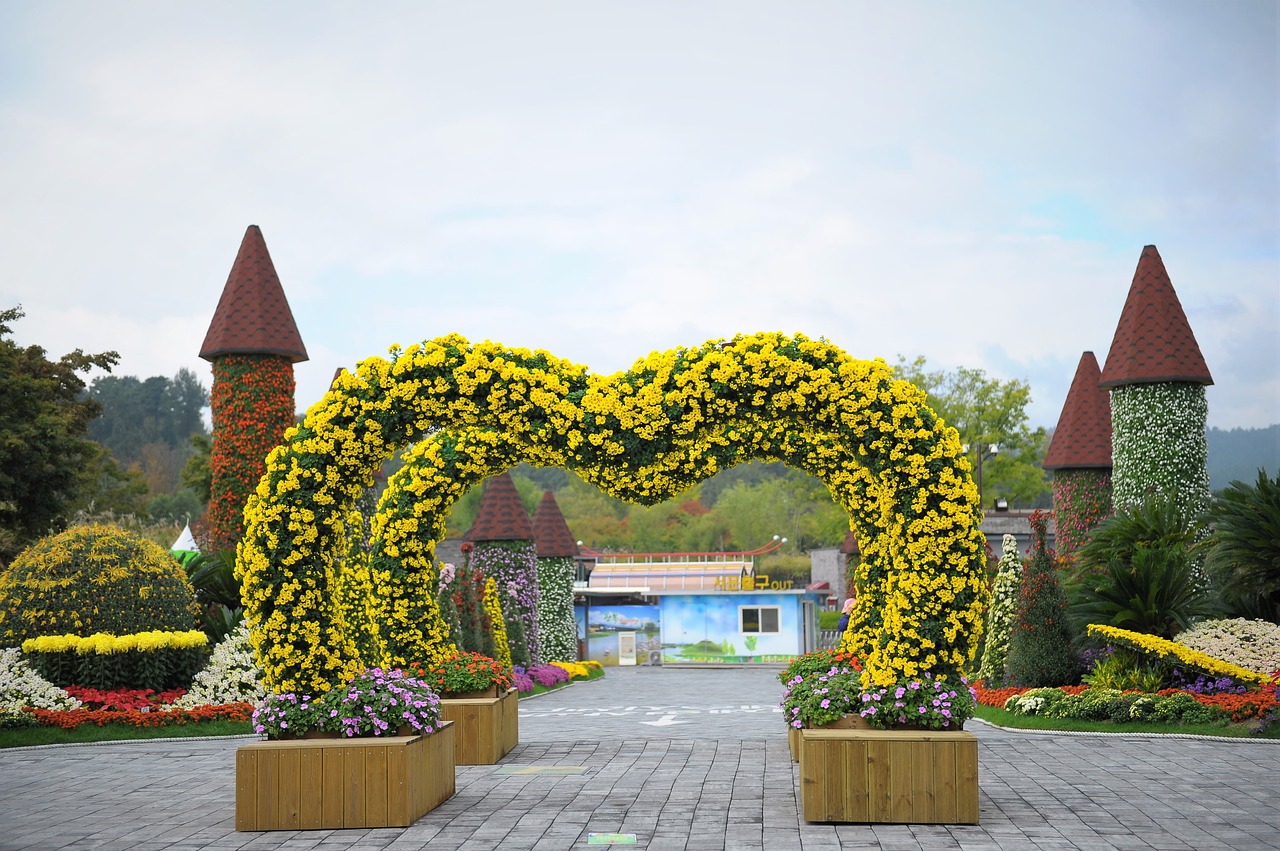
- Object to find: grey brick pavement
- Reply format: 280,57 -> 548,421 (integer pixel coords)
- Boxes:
1,666 -> 1277,850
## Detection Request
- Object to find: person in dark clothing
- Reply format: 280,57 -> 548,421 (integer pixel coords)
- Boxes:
835,596 -> 855,634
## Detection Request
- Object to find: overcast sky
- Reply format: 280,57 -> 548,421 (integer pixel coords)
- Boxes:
2,1 -> 1276,432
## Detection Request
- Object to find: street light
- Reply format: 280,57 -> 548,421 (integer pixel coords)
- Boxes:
963,442 -> 1000,509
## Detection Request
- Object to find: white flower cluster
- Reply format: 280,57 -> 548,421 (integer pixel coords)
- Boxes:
1176,618 -> 1280,675
167,623 -> 265,708
1110,382 -> 1209,518
0,648 -> 81,711
537,556 -> 579,663
1005,693 -> 1045,714
977,535 -> 1023,684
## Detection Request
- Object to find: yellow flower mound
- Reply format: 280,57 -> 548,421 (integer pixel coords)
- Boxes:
1086,624 -> 1272,685
240,332 -> 989,695
549,660 -> 591,680
23,630 -> 208,655
0,524 -> 200,646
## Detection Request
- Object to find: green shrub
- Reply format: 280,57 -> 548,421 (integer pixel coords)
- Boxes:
0,524 -> 201,647
1005,512 -> 1077,687
1082,648 -> 1167,692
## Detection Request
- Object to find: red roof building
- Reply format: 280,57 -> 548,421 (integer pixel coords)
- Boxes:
200,225 -> 308,363
532,490 -> 579,558
1098,245 -> 1212,389
465,472 -> 534,542
1043,352 -> 1113,470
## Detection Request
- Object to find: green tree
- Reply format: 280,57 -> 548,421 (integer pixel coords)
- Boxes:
894,356 -> 1050,508
1201,469 -> 1280,623
1005,511 -> 1077,686
87,369 -> 209,496
0,306 -> 119,561
180,433 -> 213,504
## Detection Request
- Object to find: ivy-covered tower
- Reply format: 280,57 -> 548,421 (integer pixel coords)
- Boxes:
465,472 -> 540,666
1043,351 -> 1113,563
1099,245 -> 1212,518
532,489 -> 580,663
199,225 -> 307,553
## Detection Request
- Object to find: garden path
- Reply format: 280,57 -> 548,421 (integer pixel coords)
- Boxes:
0,665 -> 1276,850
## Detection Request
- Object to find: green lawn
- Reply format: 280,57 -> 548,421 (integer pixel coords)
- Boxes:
973,704 -> 1280,739
0,719 -> 254,749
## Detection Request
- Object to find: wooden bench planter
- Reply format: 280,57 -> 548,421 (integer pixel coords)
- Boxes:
235,722 -> 455,831
439,687 -> 518,765
798,727 -> 978,824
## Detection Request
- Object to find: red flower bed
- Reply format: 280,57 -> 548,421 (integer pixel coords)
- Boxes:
973,681 -> 1088,708
32,703 -> 254,730
1158,689 -> 1279,722
64,686 -> 186,712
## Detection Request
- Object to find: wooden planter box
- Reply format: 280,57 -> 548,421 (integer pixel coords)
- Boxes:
439,687 -> 518,765
235,722 -> 455,831
789,712 -> 871,762
798,727 -> 978,824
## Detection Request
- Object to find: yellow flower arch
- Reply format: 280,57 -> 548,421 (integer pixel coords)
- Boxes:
238,332 -> 989,695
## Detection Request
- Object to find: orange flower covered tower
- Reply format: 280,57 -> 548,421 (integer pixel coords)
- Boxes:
199,225 -> 308,553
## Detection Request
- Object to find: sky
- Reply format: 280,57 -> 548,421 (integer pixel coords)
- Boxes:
2,1 -> 1277,431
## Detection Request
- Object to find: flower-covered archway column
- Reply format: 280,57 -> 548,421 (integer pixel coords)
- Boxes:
238,332 -> 989,696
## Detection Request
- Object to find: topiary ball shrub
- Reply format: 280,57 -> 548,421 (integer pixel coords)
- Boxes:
0,524 -> 206,689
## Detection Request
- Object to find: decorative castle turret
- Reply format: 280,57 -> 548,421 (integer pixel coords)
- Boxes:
532,490 -> 580,663
465,472 -> 540,666
1043,352 -> 1113,561
199,225 -> 307,552
1099,245 -> 1212,517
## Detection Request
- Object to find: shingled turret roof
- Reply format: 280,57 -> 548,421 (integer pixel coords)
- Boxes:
839,530 -> 859,555
1098,245 -> 1211,389
532,490 -> 579,558
1043,351 -> 1112,470
465,472 -> 534,542
200,225 -> 308,363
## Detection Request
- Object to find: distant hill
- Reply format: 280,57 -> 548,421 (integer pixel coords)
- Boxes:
1207,425 -> 1280,490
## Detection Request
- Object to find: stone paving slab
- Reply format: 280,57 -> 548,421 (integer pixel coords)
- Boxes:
1,666 -> 1278,850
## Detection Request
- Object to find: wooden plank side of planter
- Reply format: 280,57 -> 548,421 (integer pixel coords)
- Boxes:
440,689 -> 517,765
501,688 -> 519,755
798,729 -> 978,825
299,747 -> 324,830
235,723 -> 456,832
410,721 -> 455,818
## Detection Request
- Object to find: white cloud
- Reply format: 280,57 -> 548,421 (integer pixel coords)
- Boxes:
1,0 -> 1275,433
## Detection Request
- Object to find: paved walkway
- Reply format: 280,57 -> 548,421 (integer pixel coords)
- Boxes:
2,666 -> 1278,851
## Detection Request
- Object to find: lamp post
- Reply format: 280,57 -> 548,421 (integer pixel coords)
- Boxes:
963,442 -> 1000,509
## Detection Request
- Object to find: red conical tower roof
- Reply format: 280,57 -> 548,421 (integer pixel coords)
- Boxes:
1044,352 -> 1113,470
532,490 -> 579,558
839,530 -> 859,555
1098,245 -> 1211,389
199,225 -> 308,363
465,472 -> 534,542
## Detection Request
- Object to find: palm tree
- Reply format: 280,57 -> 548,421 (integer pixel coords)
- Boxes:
1201,469 -> 1280,624
1072,544 -> 1218,639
